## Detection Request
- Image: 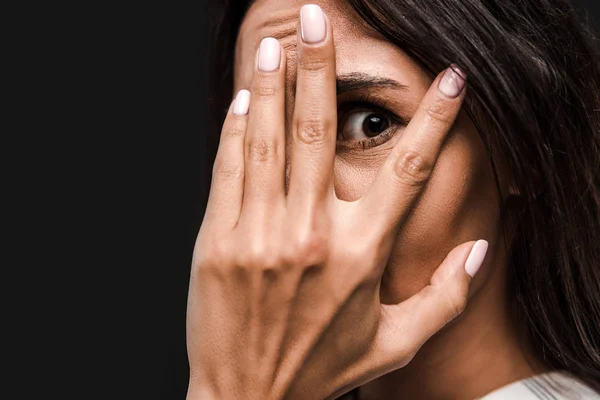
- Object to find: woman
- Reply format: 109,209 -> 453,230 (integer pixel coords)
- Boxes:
188,0 -> 600,398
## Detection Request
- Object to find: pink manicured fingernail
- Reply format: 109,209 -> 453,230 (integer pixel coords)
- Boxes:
233,89 -> 250,115
438,64 -> 467,98
300,4 -> 326,44
465,240 -> 488,277
258,37 -> 281,72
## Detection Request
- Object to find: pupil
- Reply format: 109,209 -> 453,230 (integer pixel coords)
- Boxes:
363,114 -> 388,137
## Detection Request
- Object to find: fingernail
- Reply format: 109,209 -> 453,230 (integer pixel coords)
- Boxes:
258,37 -> 281,72
300,4 -> 326,44
233,89 -> 250,115
438,64 -> 467,98
465,240 -> 488,277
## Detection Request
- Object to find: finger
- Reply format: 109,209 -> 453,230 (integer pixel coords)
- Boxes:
204,90 -> 250,230
240,37 -> 287,219
359,64 -> 467,241
287,5 -> 337,210
374,240 -> 488,368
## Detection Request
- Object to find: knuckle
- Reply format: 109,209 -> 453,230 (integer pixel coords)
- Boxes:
283,233 -> 328,266
191,245 -> 227,279
247,136 -> 279,162
444,286 -> 467,318
295,119 -> 332,146
393,149 -> 433,187
298,57 -> 329,72
253,76 -> 280,99
213,158 -> 243,180
239,244 -> 266,268
425,97 -> 453,125
223,119 -> 246,138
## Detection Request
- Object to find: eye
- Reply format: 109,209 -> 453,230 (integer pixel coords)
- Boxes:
336,97 -> 407,150
339,109 -> 392,141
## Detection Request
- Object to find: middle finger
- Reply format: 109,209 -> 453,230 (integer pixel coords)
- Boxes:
288,4 -> 337,211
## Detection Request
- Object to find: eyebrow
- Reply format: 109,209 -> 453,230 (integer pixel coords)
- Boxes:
335,73 -> 409,94
291,72 -> 409,97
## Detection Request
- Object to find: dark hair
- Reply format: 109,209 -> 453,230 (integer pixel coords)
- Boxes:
209,0 -> 600,394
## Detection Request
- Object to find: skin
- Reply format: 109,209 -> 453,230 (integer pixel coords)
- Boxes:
189,1 -> 549,399
234,0 -> 501,304
232,1 -> 549,399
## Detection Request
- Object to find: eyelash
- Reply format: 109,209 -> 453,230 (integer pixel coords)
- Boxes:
337,93 -> 408,150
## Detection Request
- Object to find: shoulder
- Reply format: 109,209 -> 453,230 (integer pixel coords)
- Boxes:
478,371 -> 600,400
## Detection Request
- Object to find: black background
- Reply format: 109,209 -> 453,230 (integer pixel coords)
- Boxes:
104,1 -> 600,399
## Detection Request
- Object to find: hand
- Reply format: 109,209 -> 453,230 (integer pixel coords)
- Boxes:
187,4 -> 486,399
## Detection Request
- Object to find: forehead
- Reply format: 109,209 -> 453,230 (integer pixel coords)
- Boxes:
239,0 -> 370,49
234,0 -> 431,94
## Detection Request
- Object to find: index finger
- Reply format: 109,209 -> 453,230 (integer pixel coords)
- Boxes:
359,64 -> 467,241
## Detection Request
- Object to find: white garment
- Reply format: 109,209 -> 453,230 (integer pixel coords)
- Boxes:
478,371 -> 599,400
339,371 -> 599,399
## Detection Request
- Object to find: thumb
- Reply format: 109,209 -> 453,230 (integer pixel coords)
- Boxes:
373,240 -> 488,370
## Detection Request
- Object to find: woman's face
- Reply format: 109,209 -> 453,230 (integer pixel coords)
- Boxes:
234,0 -> 504,304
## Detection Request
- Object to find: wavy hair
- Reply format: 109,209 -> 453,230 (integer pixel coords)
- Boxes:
210,0 -> 600,394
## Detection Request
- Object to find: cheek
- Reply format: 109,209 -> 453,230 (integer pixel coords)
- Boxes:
333,138 -> 398,201
334,112 -> 501,303
333,154 -> 387,202
388,114 -> 500,302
